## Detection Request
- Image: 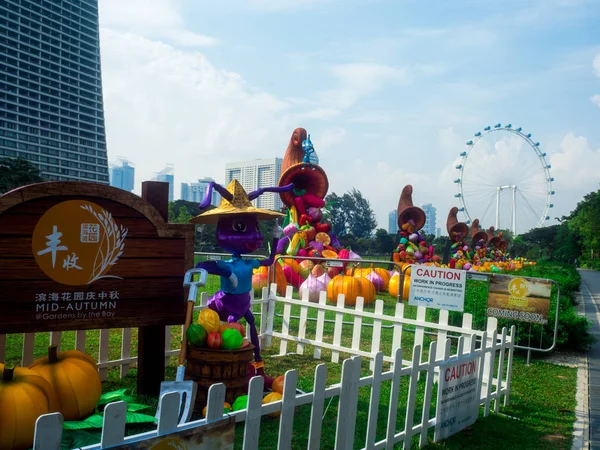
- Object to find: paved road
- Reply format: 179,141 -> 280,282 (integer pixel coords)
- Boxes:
580,269 -> 600,450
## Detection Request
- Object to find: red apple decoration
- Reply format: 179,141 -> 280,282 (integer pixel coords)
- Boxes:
207,332 -> 223,349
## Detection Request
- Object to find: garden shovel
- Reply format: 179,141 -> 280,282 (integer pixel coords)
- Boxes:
155,268 -> 208,425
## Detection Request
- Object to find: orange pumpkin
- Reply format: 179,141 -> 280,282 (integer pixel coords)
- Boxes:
29,346 -> 102,421
272,375 -> 285,394
327,274 -> 364,306
353,276 -> 376,304
0,364 -> 58,450
389,273 -> 411,300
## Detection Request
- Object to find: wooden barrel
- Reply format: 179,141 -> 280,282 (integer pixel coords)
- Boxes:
184,343 -> 255,410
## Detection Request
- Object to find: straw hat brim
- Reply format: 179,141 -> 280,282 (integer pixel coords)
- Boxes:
189,206 -> 284,224
278,163 -> 329,207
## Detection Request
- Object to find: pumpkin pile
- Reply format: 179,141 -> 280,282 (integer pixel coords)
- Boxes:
0,345 -> 102,450
187,308 -> 246,351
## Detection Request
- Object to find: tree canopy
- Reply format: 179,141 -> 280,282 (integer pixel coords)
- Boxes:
324,188 -> 377,239
0,157 -> 45,194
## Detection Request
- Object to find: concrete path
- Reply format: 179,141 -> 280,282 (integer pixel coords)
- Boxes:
578,269 -> 600,449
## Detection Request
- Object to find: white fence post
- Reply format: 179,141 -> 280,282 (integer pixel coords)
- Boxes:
334,356 -> 361,450
33,412 -> 63,450
308,363 -> 328,450
278,369 -> 299,449
100,401 -> 127,448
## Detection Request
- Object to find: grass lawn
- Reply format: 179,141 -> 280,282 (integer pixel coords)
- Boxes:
1,270 -> 580,449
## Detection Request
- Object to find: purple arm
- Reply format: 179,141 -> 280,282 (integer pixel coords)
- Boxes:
259,237 -> 279,267
248,183 -> 294,201
199,182 -> 233,209
195,260 -> 232,277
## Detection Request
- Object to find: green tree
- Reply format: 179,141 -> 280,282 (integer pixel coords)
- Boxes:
566,190 -> 600,266
324,188 -> 377,238
374,228 -> 395,254
0,157 -> 44,194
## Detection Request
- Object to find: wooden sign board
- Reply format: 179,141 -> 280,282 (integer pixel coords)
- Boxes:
0,181 -> 195,334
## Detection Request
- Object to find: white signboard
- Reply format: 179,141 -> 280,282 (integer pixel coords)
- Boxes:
434,353 -> 482,442
408,266 -> 467,311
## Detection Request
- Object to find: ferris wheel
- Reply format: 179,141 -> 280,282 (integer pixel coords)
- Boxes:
453,123 -> 555,235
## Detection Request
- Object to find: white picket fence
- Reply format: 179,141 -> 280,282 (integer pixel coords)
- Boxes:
3,284 -> 515,449
33,332 -> 510,450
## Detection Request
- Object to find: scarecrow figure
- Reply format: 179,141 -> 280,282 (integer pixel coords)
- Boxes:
190,179 -> 293,387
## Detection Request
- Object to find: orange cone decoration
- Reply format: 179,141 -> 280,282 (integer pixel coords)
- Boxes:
470,218 -> 488,246
396,185 -> 426,231
446,207 -> 469,242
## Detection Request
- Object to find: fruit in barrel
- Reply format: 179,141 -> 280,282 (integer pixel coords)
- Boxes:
206,332 -> 223,349
221,328 -> 243,350
28,346 -> 101,421
186,323 -> 207,348
198,308 -> 221,333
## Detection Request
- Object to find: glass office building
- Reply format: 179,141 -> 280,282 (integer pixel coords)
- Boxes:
0,0 -> 110,183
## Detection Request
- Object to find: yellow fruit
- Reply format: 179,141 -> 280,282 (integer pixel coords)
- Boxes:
28,346 -> 101,421
202,402 -> 232,417
315,232 -> 331,246
262,392 -> 283,417
198,308 -> 221,333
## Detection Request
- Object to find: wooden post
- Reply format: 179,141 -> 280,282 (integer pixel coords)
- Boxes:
138,181 -> 170,395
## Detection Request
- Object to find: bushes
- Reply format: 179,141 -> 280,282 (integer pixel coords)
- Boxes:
504,261 -> 594,352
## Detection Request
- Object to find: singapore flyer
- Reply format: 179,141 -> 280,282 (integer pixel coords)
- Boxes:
454,123 -> 555,235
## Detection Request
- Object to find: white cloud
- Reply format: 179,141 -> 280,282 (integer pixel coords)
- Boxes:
321,63 -> 442,110
591,94 -> 600,107
550,133 -> 600,186
594,53 -> 600,77
99,29 -> 292,195
99,0 -> 218,47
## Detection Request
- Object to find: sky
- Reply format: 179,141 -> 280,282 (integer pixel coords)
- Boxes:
97,0 -> 600,235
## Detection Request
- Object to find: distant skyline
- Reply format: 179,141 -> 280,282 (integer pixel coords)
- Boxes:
97,0 -> 600,234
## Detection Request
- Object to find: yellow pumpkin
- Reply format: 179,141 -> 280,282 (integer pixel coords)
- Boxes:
28,346 -> 101,421
0,364 -> 58,450
262,391 -> 283,417
327,274 -> 364,306
389,274 -> 411,301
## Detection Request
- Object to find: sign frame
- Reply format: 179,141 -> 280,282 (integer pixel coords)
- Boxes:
407,265 -> 467,311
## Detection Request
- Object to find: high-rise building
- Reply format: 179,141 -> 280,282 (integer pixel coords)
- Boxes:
181,177 -> 221,206
225,158 -> 283,211
108,157 -> 134,192
421,203 -> 437,236
0,0 -> 110,183
152,165 -> 174,202
388,210 -> 398,234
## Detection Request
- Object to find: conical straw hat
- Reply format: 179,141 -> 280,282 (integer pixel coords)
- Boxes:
397,185 -> 426,230
470,218 -> 488,245
446,207 -> 469,241
189,179 -> 284,224
278,127 -> 329,207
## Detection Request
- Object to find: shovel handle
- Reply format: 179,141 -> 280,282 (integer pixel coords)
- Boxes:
179,298 -> 195,366
179,269 -> 208,367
